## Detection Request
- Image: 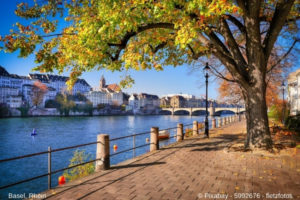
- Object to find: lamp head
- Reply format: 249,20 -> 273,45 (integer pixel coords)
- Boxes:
204,62 -> 210,72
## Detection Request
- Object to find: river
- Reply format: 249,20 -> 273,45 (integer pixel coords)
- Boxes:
0,114 -> 232,199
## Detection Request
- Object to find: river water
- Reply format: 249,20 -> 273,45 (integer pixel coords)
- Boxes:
0,114 -> 231,199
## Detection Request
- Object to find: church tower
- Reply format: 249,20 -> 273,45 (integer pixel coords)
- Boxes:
99,75 -> 106,89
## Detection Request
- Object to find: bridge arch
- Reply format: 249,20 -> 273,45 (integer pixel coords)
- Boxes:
158,110 -> 172,115
191,110 -> 208,116
174,110 -> 190,115
214,110 -> 236,116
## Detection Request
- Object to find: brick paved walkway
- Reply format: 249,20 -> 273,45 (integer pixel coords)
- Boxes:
42,121 -> 300,200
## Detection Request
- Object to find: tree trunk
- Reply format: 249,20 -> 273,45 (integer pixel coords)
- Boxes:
242,77 -> 272,149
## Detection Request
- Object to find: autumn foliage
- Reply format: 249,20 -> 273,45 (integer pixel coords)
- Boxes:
32,81 -> 48,107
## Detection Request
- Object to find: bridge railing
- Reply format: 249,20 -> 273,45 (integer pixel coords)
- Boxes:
0,114 -> 245,196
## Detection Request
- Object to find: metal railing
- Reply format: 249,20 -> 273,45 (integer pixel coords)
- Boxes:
0,116 -> 243,194
109,131 -> 151,158
0,141 -> 101,190
0,124 -> 188,191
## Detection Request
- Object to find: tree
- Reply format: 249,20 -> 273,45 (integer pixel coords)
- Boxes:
55,92 -> 75,116
0,1 -> 299,149
32,81 -> 48,107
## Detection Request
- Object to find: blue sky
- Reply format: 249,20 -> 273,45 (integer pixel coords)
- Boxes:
0,0 -> 220,98
0,1 -> 298,98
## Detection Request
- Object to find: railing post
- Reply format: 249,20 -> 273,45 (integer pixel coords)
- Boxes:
96,134 -> 110,171
48,146 -> 51,190
177,123 -> 183,142
212,118 -> 216,129
217,118 -> 221,128
238,114 -> 241,121
150,127 -> 159,151
193,121 -> 198,136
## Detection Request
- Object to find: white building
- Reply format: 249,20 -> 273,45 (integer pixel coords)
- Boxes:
85,76 -> 123,107
164,94 -> 195,99
288,68 -> 300,116
28,74 -> 91,94
6,95 -> 22,108
0,66 -> 92,107
128,93 -> 160,114
85,91 -> 110,107
128,94 -> 140,114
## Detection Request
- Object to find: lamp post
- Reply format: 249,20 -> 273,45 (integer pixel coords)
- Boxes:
204,63 -> 210,138
281,81 -> 285,124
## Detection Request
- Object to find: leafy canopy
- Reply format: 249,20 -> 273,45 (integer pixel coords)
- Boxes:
0,0 -> 299,87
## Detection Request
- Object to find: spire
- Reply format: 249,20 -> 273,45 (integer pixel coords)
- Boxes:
99,75 -> 106,89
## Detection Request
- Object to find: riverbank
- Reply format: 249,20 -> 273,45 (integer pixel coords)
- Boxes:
0,107 -> 164,118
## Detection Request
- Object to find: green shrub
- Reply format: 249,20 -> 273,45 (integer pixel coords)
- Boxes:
17,103 -> 30,117
63,150 -> 95,182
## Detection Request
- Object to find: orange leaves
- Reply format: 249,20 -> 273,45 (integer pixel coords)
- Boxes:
33,81 -> 48,92
232,7 -> 238,14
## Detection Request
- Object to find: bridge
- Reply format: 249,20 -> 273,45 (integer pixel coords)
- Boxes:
161,105 -> 245,116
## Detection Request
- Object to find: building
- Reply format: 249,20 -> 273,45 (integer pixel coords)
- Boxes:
170,95 -> 186,108
128,94 -> 139,114
85,75 -> 123,107
128,93 -> 160,114
138,93 -> 160,111
160,96 -> 171,108
28,74 -> 91,94
288,68 -> 300,116
6,95 -> 22,108
0,65 -> 92,107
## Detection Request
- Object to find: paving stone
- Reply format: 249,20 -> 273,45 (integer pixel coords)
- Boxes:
40,121 -> 300,200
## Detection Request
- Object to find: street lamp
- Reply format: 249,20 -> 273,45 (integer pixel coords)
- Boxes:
281,81 -> 285,124
204,62 -> 210,138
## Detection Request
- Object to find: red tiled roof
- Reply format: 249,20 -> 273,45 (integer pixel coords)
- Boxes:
107,84 -> 121,92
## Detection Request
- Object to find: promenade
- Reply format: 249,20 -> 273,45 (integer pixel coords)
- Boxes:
41,121 -> 300,200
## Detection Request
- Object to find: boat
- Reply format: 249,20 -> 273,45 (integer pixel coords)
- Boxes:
158,130 -> 170,140
31,129 -> 37,136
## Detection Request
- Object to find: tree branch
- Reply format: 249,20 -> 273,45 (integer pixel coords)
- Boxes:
267,38 -> 299,73
187,44 -> 206,60
106,22 -> 174,61
225,14 -> 246,35
219,17 -> 247,68
262,0 -> 295,60
209,66 -> 237,83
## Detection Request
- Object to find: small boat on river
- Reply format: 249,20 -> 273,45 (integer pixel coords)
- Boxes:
31,129 -> 37,136
158,130 -> 170,140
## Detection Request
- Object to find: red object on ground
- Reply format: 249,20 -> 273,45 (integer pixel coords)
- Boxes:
113,144 -> 118,152
58,176 -> 65,185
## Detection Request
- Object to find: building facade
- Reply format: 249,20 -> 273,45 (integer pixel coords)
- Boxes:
85,75 -> 123,107
288,68 -> 300,116
128,93 -> 160,114
0,66 -> 91,107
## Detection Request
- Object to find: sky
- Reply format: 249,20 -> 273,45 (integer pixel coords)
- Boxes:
0,0 -> 220,99
0,1 -> 299,99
